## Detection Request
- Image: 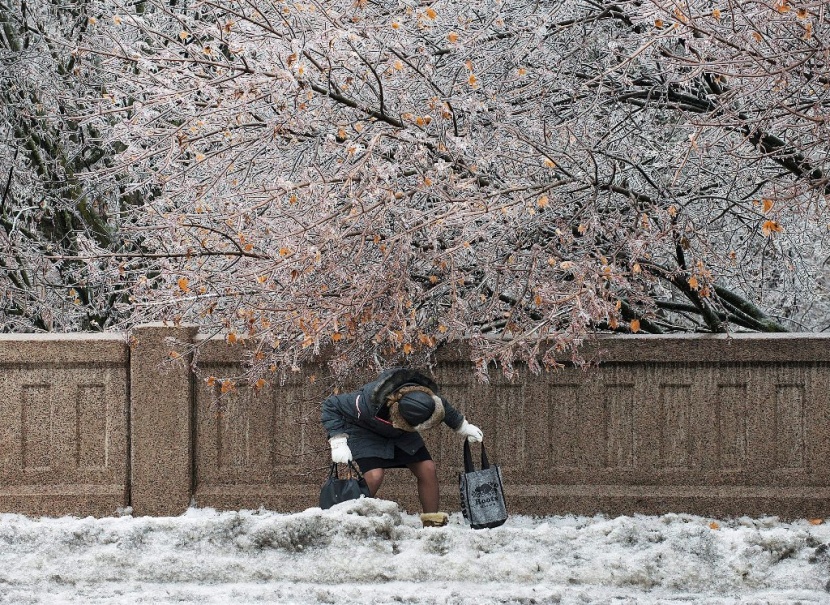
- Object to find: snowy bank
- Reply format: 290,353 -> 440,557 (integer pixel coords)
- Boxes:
1,498 -> 829,604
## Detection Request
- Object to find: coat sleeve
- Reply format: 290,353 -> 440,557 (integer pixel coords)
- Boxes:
439,396 -> 465,431
321,392 -> 356,438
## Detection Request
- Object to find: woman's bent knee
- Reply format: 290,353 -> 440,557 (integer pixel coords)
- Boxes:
409,459 -> 437,479
363,468 -> 384,496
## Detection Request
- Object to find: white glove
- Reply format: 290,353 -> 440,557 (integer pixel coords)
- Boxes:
456,420 -> 483,443
329,435 -> 353,463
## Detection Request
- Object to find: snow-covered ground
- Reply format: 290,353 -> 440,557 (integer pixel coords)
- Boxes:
2,498 -> 829,604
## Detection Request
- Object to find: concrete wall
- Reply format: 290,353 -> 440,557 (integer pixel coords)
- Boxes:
2,327 -> 829,519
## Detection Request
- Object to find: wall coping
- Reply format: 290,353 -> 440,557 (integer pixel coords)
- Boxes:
567,333 -> 830,364
193,331 -> 830,365
2,329 -> 829,366
0,332 -> 127,342
0,332 -> 128,364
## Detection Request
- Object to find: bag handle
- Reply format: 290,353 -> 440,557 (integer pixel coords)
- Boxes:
330,461 -> 366,481
463,440 -> 490,472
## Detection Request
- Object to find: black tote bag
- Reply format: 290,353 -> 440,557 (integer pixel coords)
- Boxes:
319,461 -> 371,509
459,441 -> 508,529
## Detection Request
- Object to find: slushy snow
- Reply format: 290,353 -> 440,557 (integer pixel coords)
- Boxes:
1,498 -> 829,604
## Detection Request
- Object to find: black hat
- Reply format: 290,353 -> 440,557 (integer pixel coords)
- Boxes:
387,385 -> 446,432
398,390 -> 436,426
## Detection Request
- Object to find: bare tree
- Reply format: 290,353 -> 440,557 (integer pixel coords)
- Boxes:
0,0 -> 136,332
37,0 -> 830,379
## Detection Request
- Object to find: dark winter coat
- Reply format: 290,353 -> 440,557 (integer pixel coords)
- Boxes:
320,370 -> 465,460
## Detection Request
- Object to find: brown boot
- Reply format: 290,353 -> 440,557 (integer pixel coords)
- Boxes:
420,512 -> 449,528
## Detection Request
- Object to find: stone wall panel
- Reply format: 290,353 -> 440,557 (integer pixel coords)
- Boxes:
0,335 -> 129,517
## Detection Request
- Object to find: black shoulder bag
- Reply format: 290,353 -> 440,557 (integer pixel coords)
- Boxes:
319,461 -> 371,509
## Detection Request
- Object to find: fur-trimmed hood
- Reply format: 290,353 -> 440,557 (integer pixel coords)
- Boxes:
365,368 -> 439,411
386,385 -> 445,432
364,368 -> 444,433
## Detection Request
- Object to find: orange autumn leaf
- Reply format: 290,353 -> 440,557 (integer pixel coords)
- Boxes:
437,324 -> 448,334
762,220 -> 783,237
205,376 -> 217,387
220,380 -> 235,394
447,31 -> 459,43
425,7 -> 437,19
630,319 -> 641,333
332,332 -> 343,342
227,332 -> 237,344
762,199 -> 774,213
688,275 -> 700,290
402,343 -> 413,354
169,350 -> 181,359
254,378 -> 267,390
177,277 -> 190,292
418,333 -> 435,346
809,518 -> 824,525
709,521 -> 721,530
